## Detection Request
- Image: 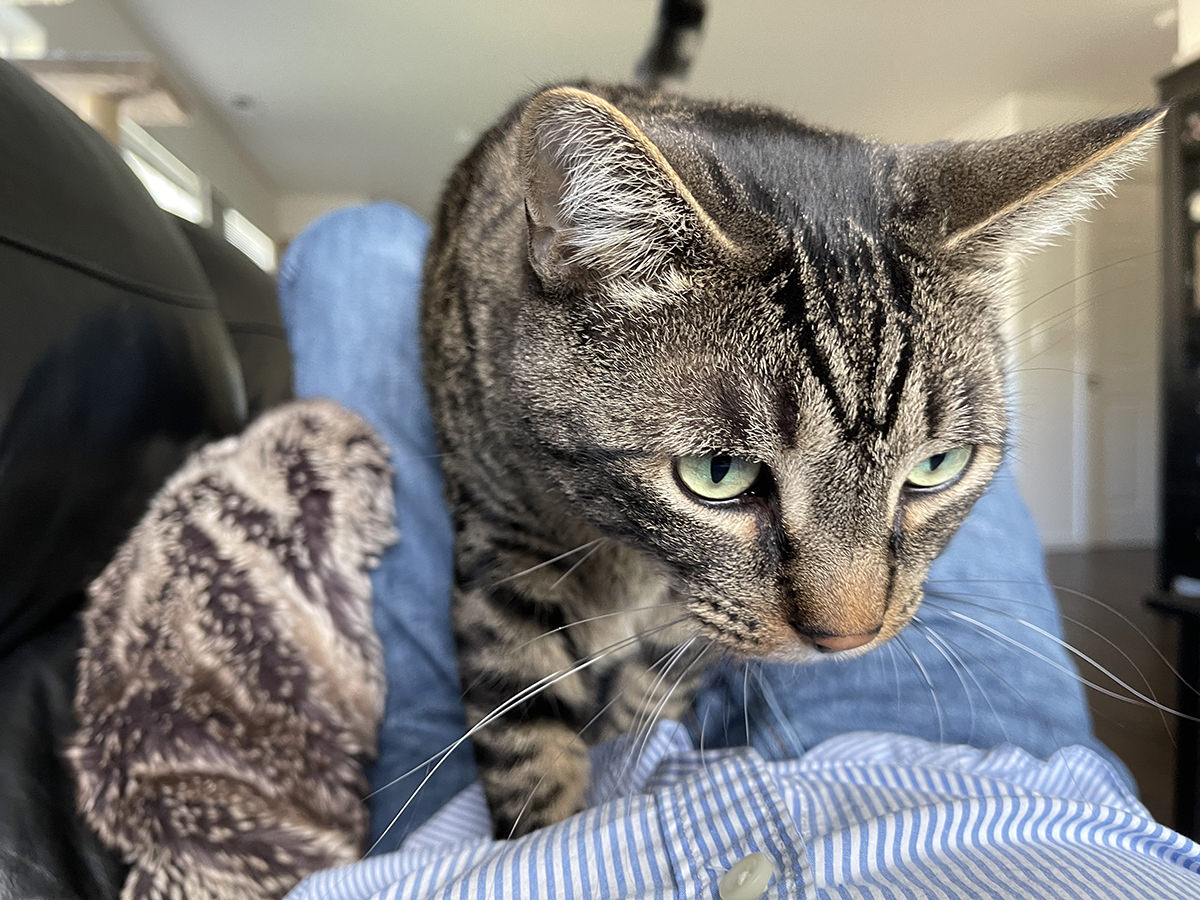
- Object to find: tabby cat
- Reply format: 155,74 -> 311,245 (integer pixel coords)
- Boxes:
421,78 -> 1162,837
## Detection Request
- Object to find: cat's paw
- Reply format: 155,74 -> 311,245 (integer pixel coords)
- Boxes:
477,722 -> 591,840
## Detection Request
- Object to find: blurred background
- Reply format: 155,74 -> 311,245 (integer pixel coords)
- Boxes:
1,0 -> 1195,830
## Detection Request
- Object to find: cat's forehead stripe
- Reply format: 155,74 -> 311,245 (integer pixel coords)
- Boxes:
772,380 -> 800,449
764,230 -> 915,444
767,260 -> 852,436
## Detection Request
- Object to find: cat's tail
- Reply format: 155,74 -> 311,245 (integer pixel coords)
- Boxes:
634,0 -> 706,91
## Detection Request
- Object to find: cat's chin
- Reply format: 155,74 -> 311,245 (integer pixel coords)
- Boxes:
755,639 -> 883,665
695,621 -> 887,664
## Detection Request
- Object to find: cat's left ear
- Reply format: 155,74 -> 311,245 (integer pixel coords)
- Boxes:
519,86 -> 733,293
898,107 -> 1166,260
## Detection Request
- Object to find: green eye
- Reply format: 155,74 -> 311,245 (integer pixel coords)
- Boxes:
906,446 -> 972,489
675,454 -> 762,501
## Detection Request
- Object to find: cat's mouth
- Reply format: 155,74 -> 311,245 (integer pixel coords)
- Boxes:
685,600 -> 891,663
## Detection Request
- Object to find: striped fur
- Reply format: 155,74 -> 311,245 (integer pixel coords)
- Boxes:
68,400 -> 395,900
422,83 -> 1162,837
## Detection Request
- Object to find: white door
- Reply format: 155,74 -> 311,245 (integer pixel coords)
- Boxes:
1008,237 -> 1092,550
1007,173 -> 1160,550
1079,176 -> 1161,546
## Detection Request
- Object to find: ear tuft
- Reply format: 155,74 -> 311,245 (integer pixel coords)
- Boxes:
900,107 -> 1166,260
519,86 -> 723,292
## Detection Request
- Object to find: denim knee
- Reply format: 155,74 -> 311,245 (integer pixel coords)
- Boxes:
279,202 -> 429,294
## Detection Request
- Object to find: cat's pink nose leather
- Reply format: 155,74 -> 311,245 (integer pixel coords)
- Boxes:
811,630 -> 879,653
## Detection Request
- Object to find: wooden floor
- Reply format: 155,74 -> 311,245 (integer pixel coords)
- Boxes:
1044,547 -> 1183,828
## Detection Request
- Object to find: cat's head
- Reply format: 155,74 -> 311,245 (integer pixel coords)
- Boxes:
511,85 -> 1161,661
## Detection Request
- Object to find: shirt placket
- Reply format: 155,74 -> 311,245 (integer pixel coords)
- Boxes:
654,751 -> 816,900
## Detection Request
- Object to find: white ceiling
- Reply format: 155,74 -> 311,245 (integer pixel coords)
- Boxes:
105,0 -> 1176,218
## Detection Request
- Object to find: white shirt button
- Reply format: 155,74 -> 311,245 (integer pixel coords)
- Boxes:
718,852 -> 776,900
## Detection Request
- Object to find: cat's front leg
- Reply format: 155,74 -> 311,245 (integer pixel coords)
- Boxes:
602,637 -> 709,743
454,582 -> 595,839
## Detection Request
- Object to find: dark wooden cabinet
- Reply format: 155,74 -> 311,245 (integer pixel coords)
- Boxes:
1153,60 -> 1200,840
1158,62 -> 1200,593
1156,65 -> 1200,600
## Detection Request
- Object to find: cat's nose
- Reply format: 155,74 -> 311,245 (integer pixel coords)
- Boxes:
797,627 -> 881,653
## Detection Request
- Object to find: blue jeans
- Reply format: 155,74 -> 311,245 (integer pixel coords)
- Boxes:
279,203 -> 1118,854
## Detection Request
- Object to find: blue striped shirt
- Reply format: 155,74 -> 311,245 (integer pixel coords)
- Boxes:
289,725 -> 1200,899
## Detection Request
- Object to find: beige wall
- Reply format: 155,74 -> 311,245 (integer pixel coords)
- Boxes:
950,93 -> 1161,550
277,192 -> 371,242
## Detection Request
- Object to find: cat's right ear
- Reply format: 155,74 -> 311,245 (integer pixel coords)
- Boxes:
897,107 -> 1165,263
519,86 -> 730,294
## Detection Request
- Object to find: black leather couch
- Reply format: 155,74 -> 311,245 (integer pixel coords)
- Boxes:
0,58 -> 293,899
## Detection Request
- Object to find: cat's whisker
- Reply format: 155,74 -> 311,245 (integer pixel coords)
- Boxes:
885,641 -> 902,714
698,705 -> 711,775
895,632 -> 945,744
1005,273 -> 1152,375
920,623 -> 1050,740
923,623 -> 1094,799
752,665 -> 807,758
364,614 -> 690,802
742,663 -> 752,746
1009,273 -> 1152,369
999,247 -> 1161,326
926,577 -> 1200,700
923,601 -> 1200,723
1004,273 -> 1149,348
627,640 -> 694,747
547,539 -> 607,591
910,621 -> 978,770
612,637 -> 699,792
504,692 -> 626,841
925,587 -> 1173,742
915,621 -> 1011,748
366,615 -> 694,854
912,615 -> 976,743
1012,366 -> 1090,377
487,538 -> 605,588
631,641 -> 709,776
512,601 -> 686,652
551,636 -> 686,813
1011,329 -> 1084,371
459,600 -> 689,700
472,617 -> 693,740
